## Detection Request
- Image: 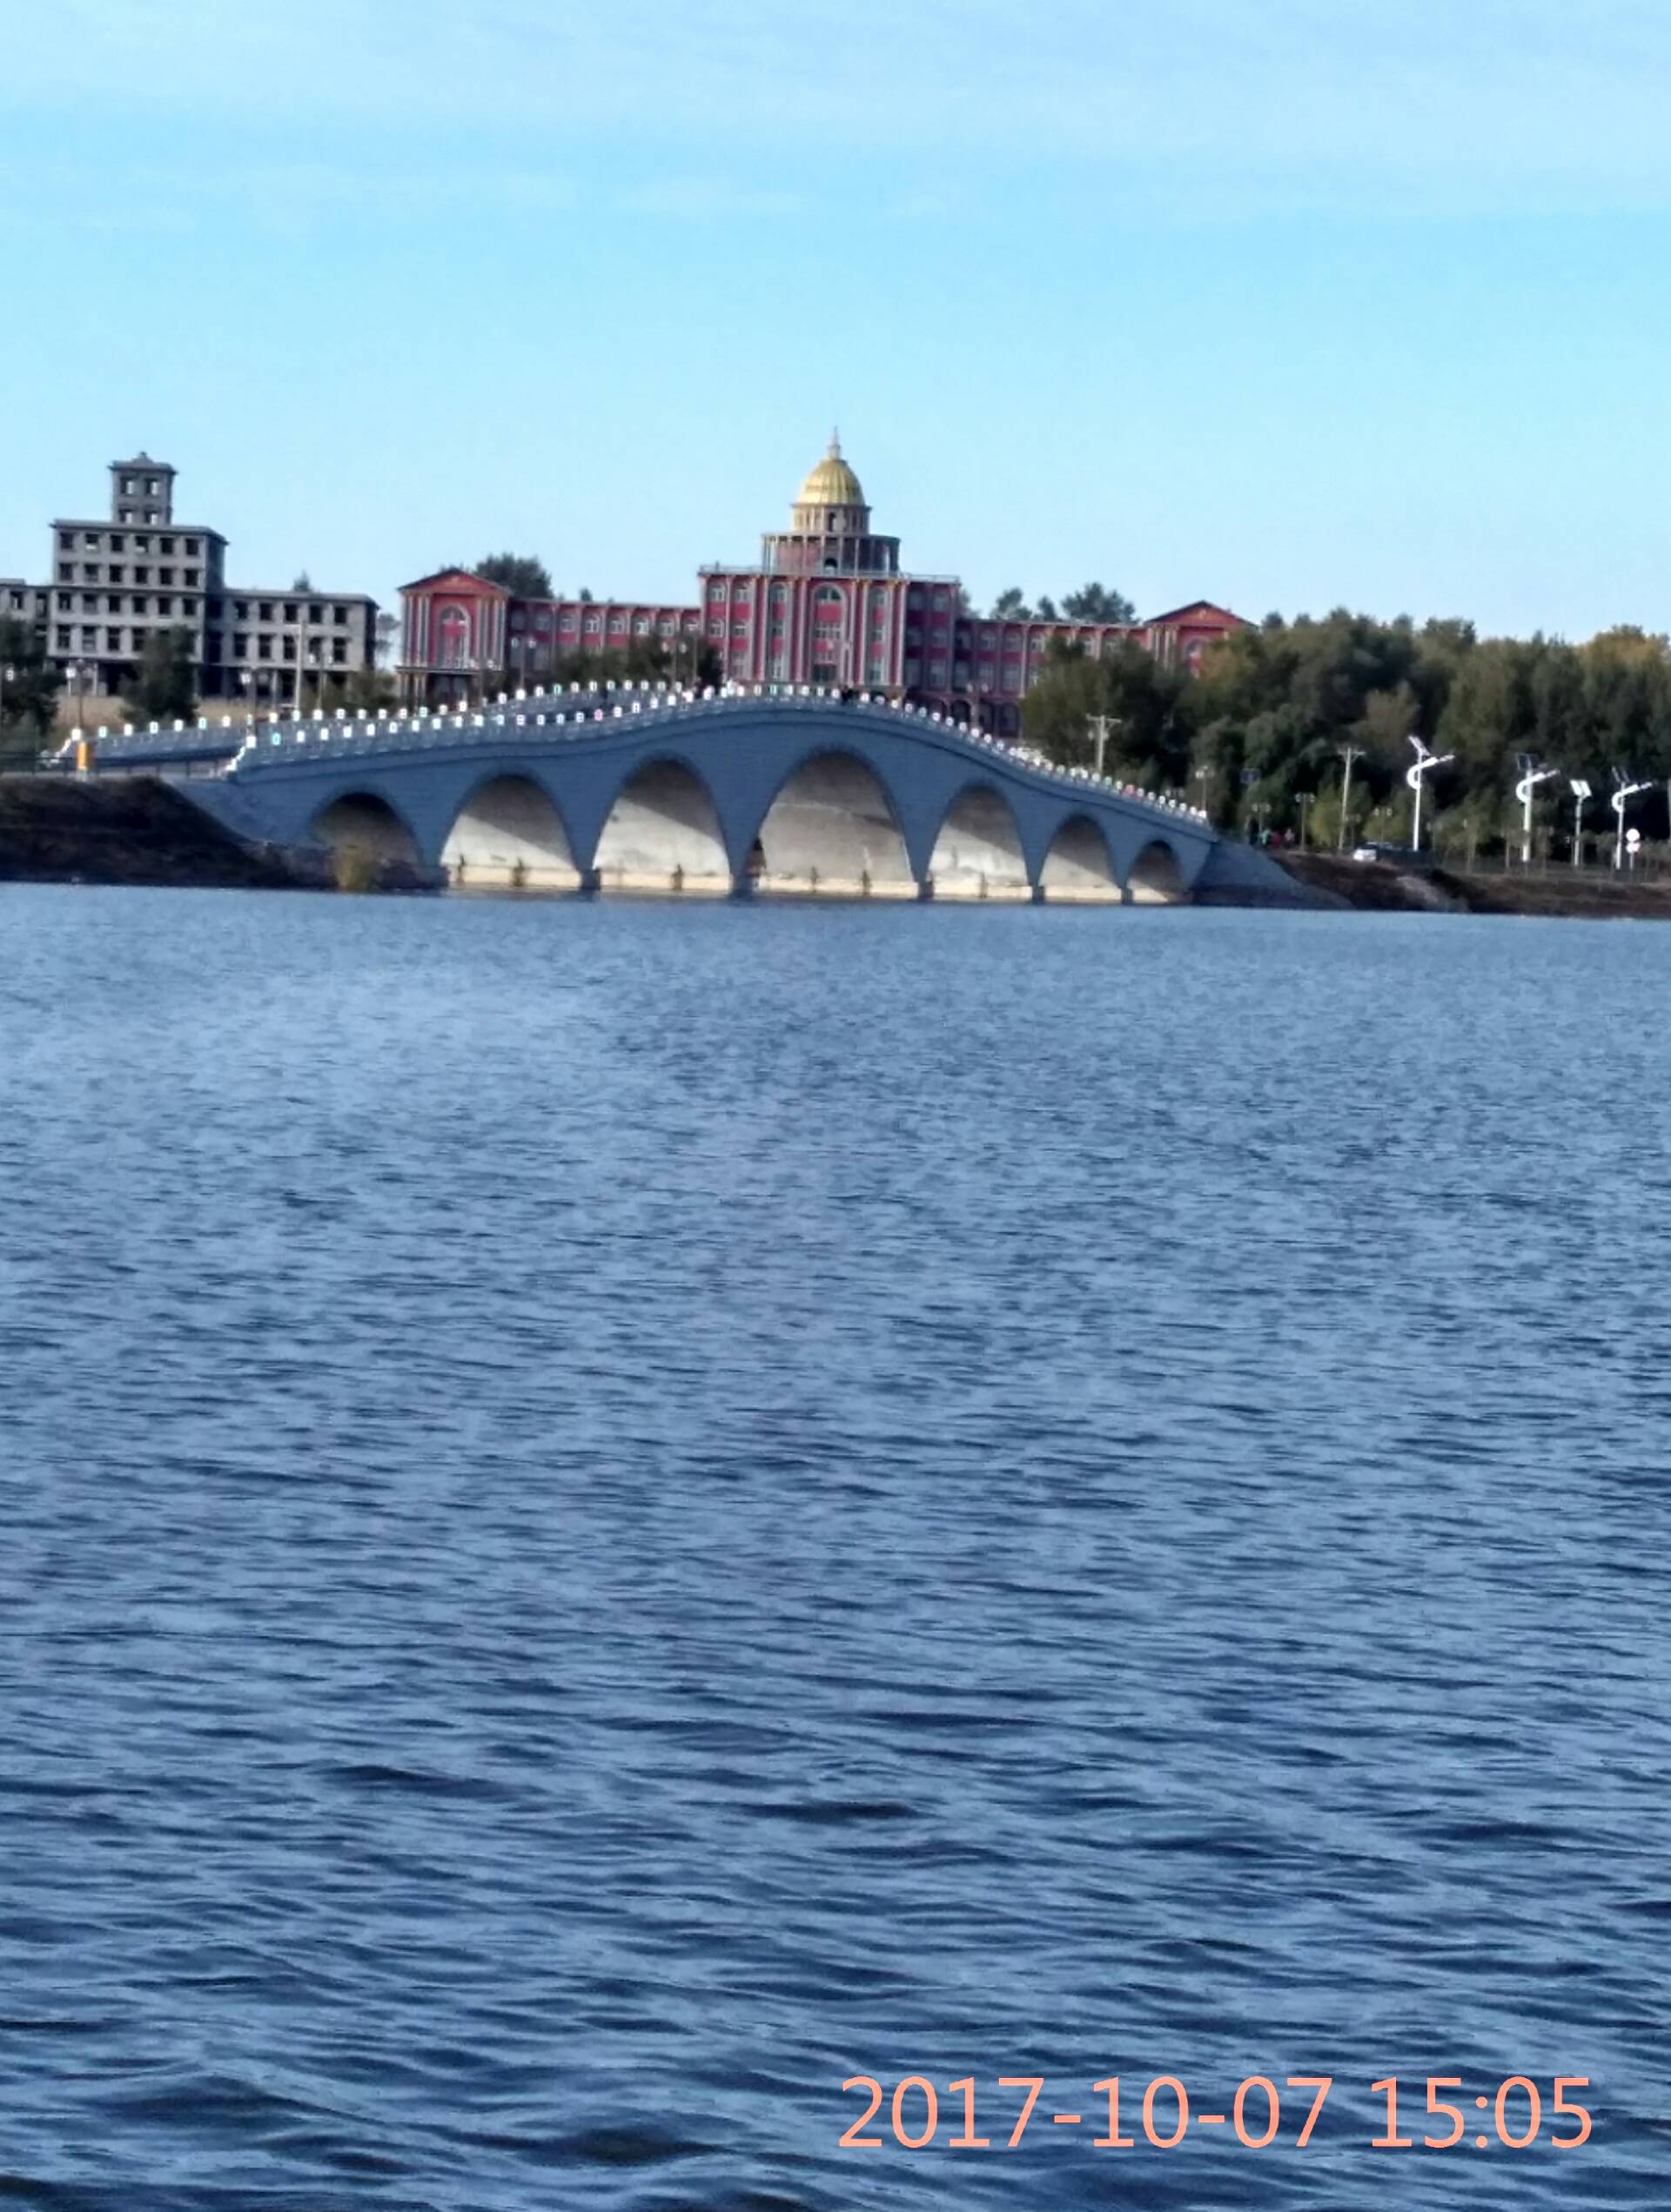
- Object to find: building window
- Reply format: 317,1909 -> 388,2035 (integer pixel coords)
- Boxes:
184,569 -> 199,587
159,567 -> 174,587
80,627 -> 97,650
135,566 -> 151,585
160,536 -> 175,554
258,601 -> 273,621
282,639 -> 296,661
56,627 -> 70,649
232,633 -> 248,658
56,593 -> 70,612
257,633 -> 273,659
82,565 -> 98,582
583,616 -> 601,635
185,538 -> 198,555
633,618 -> 649,635
332,604 -> 347,625
283,601 -> 299,622
731,622 -> 748,639
145,478 -> 158,495
332,640 -> 346,665
234,600 -> 248,620
59,532 -> 75,553
83,533 -> 100,549
105,629 -> 120,652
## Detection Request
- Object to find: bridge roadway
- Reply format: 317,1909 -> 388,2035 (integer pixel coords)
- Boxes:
84,681 -> 1313,905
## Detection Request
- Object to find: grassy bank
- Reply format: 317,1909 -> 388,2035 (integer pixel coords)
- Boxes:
0,776 -> 317,891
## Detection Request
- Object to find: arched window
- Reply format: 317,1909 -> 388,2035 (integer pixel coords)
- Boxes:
437,604 -> 469,667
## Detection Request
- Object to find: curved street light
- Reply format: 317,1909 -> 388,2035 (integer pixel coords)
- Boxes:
1406,733 -> 1454,855
1612,772 -> 1651,871
1513,761 -> 1560,865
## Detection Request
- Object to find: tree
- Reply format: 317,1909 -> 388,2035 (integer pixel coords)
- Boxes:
1036,594 -> 1060,621
342,664 -> 399,712
475,553 -> 554,599
990,587 -> 1032,619
0,616 -> 62,743
123,627 -> 198,722
1063,582 -> 1137,623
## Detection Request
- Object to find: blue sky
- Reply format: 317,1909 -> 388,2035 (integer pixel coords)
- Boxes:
4,0 -> 1671,635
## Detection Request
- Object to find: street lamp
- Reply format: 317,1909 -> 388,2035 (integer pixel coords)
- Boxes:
1295,789 -> 1315,848
1406,733 -> 1453,855
1337,741 -> 1365,849
1568,778 -> 1592,867
1611,771 -> 1651,871
1087,714 -> 1119,777
1513,758 -> 1560,865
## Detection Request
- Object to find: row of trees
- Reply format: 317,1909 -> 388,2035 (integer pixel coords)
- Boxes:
1021,610 -> 1671,854
990,582 -> 1137,624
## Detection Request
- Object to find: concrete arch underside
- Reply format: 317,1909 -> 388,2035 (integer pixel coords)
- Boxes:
750,751 -> 916,897
1039,814 -> 1122,902
441,774 -> 579,892
1128,836 -> 1188,903
928,784 -> 1030,901
594,759 -> 730,894
309,792 -> 420,868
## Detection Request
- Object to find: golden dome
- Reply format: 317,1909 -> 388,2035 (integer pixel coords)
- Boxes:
797,433 -> 865,511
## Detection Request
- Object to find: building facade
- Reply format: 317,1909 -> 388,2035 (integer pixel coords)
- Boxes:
7,456 -> 379,707
399,437 -> 1244,729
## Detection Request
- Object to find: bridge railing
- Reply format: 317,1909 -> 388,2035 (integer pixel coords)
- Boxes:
78,680 -> 1211,827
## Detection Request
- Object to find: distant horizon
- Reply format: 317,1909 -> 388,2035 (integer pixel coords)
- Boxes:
5,3 -> 1670,640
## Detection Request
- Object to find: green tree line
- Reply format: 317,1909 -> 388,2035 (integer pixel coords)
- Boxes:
1022,610 -> 1671,854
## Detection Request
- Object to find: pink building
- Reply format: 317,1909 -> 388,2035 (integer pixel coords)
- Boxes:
399,438 -> 1243,732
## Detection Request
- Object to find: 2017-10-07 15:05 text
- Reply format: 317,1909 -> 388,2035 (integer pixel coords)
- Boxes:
840,2075 -> 1595,2152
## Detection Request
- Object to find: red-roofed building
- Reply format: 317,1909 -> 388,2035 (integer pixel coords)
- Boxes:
399,441 -> 1245,730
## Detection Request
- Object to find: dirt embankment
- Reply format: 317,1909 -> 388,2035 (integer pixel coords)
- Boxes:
1276,849 -> 1671,921
0,776 -> 320,890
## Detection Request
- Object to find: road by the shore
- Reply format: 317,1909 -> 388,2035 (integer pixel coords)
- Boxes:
1277,848 -> 1671,921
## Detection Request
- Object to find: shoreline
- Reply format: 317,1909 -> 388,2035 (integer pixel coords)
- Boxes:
1275,848 -> 1671,922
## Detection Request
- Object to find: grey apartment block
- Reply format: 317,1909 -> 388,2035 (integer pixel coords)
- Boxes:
26,456 -> 378,705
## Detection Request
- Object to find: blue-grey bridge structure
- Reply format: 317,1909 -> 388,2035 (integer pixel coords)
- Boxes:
76,681 -> 1311,906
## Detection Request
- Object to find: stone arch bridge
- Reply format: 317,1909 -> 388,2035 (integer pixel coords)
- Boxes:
132,684 -> 1309,906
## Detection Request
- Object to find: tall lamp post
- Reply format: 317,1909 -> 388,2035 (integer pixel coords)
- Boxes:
1513,758 -> 1560,865
1406,733 -> 1453,855
1568,778 -> 1591,868
1337,741 -> 1365,849
1087,714 -> 1119,777
1612,773 -> 1651,871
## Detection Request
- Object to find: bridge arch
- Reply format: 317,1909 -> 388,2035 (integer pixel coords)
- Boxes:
592,753 -> 730,894
927,780 -> 1030,900
748,745 -> 916,897
308,789 -> 422,869
1126,836 -> 1189,904
1038,812 -> 1120,902
440,771 -> 580,891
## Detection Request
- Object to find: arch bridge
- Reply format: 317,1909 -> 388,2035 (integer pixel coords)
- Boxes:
144,683 -> 1297,906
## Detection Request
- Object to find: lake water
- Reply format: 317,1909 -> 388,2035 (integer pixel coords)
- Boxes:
2,883 -> 1668,2211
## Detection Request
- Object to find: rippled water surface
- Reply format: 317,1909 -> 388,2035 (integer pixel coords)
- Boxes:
2,884 -> 1669,2210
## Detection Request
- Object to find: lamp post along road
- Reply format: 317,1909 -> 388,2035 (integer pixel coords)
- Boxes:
1337,742 -> 1365,849
1612,775 -> 1651,870
1087,714 -> 1118,778
1406,734 -> 1453,855
1569,778 -> 1592,867
1514,764 -> 1560,865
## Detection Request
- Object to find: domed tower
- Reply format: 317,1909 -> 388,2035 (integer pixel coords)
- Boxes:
762,434 -> 901,577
